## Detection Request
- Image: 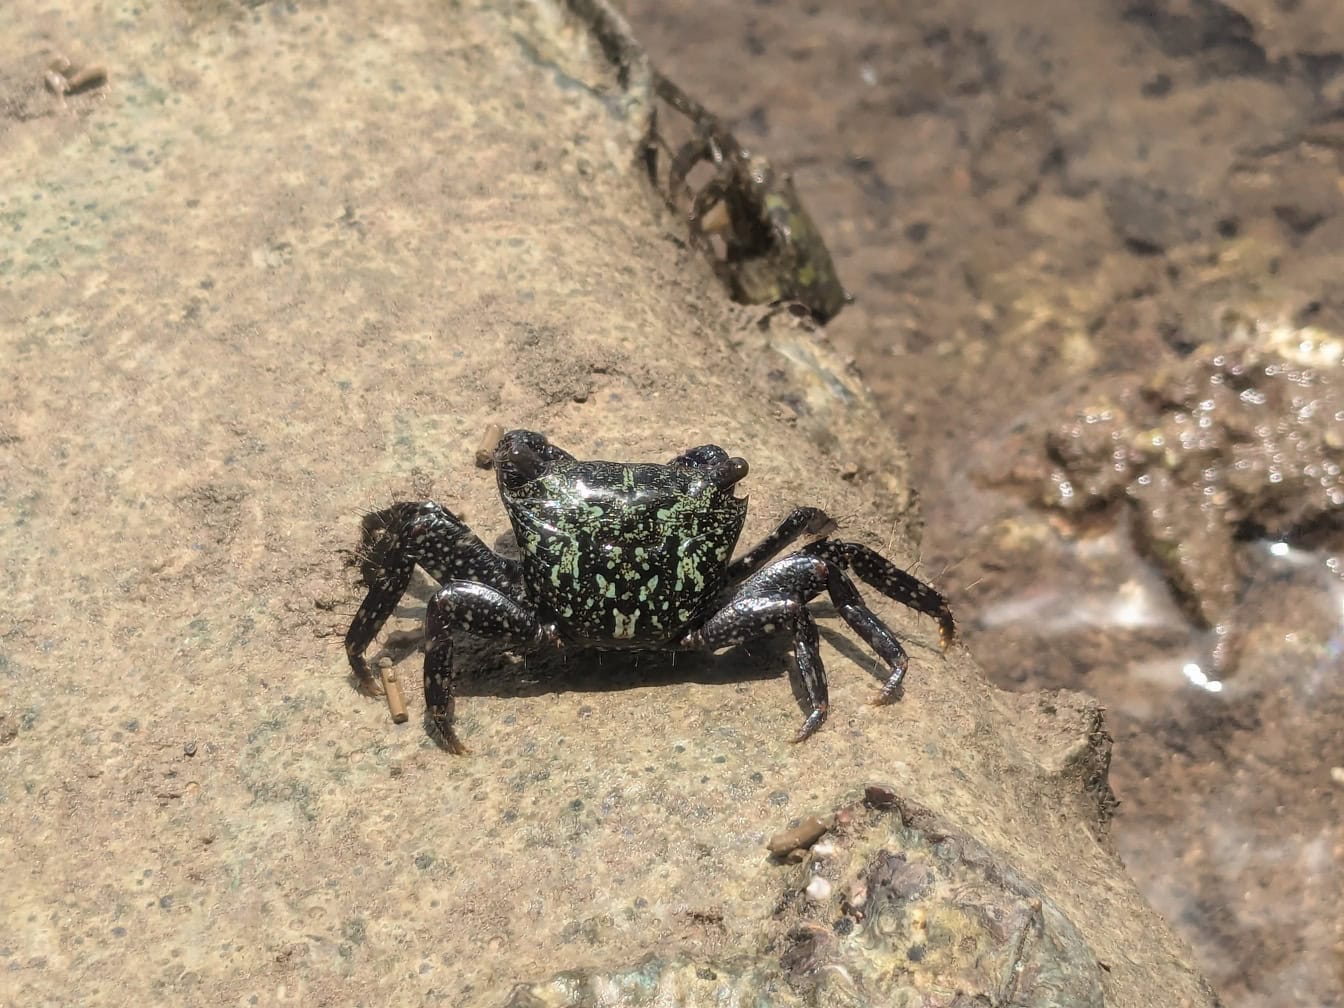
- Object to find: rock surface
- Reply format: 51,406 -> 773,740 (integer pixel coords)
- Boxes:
1,1 -> 1216,1005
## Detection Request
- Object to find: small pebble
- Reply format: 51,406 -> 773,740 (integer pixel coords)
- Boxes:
847,880 -> 867,910
766,815 -> 828,855
68,66 -> 107,93
805,876 -> 832,901
183,741 -> 197,757
1330,766 -> 1344,786
475,424 -> 504,469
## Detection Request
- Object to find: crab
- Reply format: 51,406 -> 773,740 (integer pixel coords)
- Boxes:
345,430 -> 954,753
646,72 -> 848,324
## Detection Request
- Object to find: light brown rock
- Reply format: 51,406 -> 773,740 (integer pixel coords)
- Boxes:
0,1 -> 1218,1005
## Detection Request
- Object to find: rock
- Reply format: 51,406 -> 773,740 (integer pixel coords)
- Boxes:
0,1 -> 1218,1005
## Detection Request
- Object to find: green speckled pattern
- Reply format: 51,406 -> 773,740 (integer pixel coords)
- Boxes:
505,461 -> 747,644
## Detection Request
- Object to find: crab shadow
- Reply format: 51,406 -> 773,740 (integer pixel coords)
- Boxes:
362,596 -> 928,743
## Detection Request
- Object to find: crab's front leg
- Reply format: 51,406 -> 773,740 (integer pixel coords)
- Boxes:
423,582 -> 558,754
666,121 -> 744,237
344,501 -> 520,695
666,131 -> 723,211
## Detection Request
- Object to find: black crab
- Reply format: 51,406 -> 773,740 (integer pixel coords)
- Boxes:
646,72 -> 848,324
345,430 -> 955,753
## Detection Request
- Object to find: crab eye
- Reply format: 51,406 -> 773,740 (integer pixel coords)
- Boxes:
711,456 -> 749,488
496,434 -> 549,489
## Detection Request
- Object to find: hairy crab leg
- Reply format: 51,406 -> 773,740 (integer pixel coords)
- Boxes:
345,501 -> 520,696
822,563 -> 911,704
801,539 -> 956,648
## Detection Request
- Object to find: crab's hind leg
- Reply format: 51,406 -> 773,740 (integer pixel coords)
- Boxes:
424,582 -> 556,754
344,501 -> 520,695
801,539 -> 956,649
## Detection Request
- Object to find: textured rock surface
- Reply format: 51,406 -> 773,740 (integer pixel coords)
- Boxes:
1,1 -> 1215,1005
510,786 -> 1109,1007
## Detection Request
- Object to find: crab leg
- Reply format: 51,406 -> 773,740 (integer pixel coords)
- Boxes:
423,582 -> 557,755
821,561 -> 912,704
683,543 -> 950,741
344,501 -> 520,695
680,569 -> 830,743
801,539 -> 956,648
727,507 -> 834,583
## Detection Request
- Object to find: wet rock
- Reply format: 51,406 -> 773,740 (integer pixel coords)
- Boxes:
0,1 -> 1222,1005
1227,144 -> 1344,239
1015,307 -> 1343,636
1220,0 -> 1344,59
1103,178 -> 1207,253
1118,0 -> 1267,76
